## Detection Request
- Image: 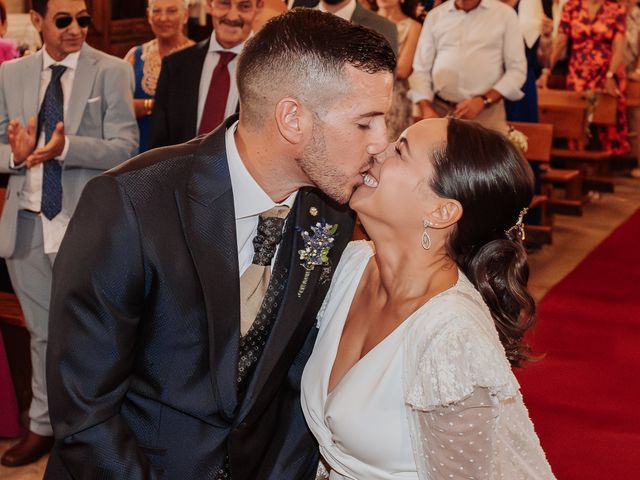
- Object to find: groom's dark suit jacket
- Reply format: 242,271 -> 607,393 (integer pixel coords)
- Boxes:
44,116 -> 355,479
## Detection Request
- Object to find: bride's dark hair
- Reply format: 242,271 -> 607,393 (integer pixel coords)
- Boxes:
430,119 -> 535,367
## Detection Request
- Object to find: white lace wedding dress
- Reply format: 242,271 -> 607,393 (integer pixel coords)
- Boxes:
301,241 -> 555,480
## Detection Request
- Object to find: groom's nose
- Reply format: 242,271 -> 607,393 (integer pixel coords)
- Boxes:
374,143 -> 395,164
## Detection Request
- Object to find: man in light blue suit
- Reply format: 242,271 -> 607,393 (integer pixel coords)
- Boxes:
0,0 -> 138,467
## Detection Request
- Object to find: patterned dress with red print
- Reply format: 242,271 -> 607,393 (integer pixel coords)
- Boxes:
559,0 -> 629,155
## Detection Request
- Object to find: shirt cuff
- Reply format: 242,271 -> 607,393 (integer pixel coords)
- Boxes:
407,89 -> 432,104
493,81 -> 525,102
9,152 -> 26,170
57,135 -> 69,161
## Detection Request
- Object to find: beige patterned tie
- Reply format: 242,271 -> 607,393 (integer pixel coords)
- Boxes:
239,205 -> 290,335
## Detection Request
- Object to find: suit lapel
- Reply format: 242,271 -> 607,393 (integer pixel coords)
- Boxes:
236,189 -> 351,422
66,44 -> 98,135
185,39 -> 210,137
22,51 -> 42,121
175,117 -> 241,420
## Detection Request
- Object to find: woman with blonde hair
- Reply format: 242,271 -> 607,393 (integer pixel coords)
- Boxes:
125,0 -> 194,152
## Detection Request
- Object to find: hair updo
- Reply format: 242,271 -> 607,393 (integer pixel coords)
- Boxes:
430,118 -> 535,367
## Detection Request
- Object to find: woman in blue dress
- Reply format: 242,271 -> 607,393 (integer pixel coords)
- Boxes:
125,0 -> 193,153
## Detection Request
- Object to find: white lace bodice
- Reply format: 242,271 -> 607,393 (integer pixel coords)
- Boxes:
301,241 -> 555,480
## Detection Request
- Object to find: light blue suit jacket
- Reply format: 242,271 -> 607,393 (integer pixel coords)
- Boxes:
0,43 -> 138,257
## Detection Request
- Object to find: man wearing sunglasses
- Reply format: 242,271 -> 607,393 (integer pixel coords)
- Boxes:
0,0 -> 138,467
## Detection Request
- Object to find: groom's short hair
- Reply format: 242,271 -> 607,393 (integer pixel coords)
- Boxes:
236,8 -> 396,129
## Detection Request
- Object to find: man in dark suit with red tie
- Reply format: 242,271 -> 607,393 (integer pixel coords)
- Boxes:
149,0 -> 262,148
45,9 -> 396,480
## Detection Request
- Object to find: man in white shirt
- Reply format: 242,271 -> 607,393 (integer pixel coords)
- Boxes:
0,0 -> 137,468
150,0 -> 262,148
410,0 -> 526,133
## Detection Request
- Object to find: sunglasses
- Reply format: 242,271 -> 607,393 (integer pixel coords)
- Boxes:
54,15 -> 92,29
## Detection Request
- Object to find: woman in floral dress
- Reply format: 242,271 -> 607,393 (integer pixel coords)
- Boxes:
539,0 -> 629,154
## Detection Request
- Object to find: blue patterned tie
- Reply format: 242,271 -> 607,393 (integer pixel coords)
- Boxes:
39,64 -> 66,220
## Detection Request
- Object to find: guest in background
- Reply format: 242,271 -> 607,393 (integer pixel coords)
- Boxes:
410,0 -> 527,134
125,0 -> 194,153
0,0 -> 19,64
252,0 -> 286,31
503,0 -> 552,123
297,0 -> 399,54
539,0 -> 629,155
0,0 -> 137,467
377,0 -> 421,139
624,0 -> 640,177
150,0 -> 263,148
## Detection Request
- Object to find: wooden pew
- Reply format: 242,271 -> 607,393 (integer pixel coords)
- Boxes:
538,88 -> 617,193
508,122 -> 555,245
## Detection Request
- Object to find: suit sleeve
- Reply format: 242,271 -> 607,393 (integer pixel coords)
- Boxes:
64,60 -> 139,170
0,62 -> 15,173
149,56 -> 170,149
47,174 -> 158,480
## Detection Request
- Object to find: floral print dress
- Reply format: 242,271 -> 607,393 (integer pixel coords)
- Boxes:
559,0 -> 629,154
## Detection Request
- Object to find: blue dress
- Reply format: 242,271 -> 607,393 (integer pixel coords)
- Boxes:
133,46 -> 153,153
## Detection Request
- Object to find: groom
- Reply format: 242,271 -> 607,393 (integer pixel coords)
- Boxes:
44,9 -> 395,480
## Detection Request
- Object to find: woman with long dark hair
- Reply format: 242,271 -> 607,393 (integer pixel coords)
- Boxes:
301,118 -> 555,479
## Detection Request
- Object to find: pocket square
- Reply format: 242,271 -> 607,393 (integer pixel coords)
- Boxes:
87,96 -> 101,104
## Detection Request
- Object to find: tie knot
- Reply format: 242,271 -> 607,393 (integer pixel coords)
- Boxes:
217,51 -> 236,68
252,206 -> 290,266
50,65 -> 67,81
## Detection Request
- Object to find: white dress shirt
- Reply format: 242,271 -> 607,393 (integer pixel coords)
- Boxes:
16,47 -> 78,254
225,122 -> 297,275
197,35 -> 244,132
318,0 -> 357,21
410,0 -> 526,104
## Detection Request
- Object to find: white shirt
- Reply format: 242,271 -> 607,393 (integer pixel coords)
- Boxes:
16,47 -> 78,254
197,35 -> 244,132
318,0 -> 357,21
225,122 -> 297,275
409,0 -> 526,104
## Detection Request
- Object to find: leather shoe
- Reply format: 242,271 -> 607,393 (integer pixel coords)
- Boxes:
1,430 -> 54,467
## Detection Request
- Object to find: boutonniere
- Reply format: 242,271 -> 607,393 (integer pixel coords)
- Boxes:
297,220 -> 338,297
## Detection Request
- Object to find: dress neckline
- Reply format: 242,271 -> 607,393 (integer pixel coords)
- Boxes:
324,243 -> 463,399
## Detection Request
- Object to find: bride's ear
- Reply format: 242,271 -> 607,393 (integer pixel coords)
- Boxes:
428,199 -> 462,228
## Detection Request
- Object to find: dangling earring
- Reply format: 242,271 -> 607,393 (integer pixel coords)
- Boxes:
421,219 -> 432,250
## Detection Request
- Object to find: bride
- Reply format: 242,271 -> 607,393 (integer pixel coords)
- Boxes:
301,118 -> 555,479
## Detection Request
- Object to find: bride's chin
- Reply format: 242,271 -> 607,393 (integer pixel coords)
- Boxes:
348,184 -> 373,212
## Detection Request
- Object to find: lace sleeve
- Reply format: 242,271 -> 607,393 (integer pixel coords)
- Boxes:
404,319 -> 518,411
409,387 -> 499,480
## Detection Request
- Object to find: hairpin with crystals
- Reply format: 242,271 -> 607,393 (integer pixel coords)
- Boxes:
505,207 -> 528,241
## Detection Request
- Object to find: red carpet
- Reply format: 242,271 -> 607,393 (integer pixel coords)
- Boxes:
515,209 -> 640,479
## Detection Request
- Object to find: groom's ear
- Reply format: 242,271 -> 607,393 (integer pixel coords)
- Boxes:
275,98 -> 306,145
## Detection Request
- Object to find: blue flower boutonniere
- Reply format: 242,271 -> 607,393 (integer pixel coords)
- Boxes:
297,221 -> 338,297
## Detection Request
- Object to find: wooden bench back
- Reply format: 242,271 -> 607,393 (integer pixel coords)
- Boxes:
538,89 -> 617,149
508,122 -> 553,162
627,80 -> 640,107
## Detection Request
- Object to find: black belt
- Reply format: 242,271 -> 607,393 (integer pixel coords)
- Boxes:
435,95 -> 458,108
